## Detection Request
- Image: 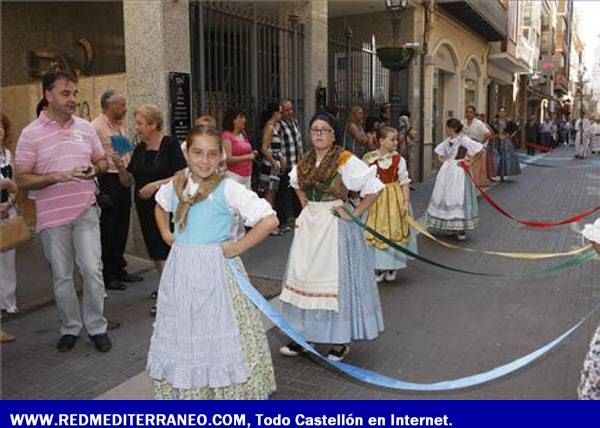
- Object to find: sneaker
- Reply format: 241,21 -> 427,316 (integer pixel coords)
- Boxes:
327,344 -> 350,362
384,270 -> 397,282
57,334 -> 78,352
150,304 -> 157,316
456,232 -> 466,241
5,305 -> 18,314
279,342 -> 305,357
376,271 -> 385,283
89,333 -> 112,353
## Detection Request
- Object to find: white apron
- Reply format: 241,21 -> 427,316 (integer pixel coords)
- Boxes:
280,199 -> 342,312
427,160 -> 466,220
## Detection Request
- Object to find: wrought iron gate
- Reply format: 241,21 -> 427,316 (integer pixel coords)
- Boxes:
328,32 -> 390,124
190,1 -> 304,137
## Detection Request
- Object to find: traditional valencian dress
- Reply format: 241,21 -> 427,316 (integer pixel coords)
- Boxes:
491,118 -> 521,177
363,150 -> 417,271
424,135 -> 483,232
147,172 -> 276,399
280,148 -> 385,344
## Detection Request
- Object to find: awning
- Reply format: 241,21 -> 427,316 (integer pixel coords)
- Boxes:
488,63 -> 514,85
437,0 -> 506,41
527,86 -> 562,104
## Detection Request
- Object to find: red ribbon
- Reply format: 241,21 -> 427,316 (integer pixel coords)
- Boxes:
525,142 -> 554,152
460,161 -> 600,228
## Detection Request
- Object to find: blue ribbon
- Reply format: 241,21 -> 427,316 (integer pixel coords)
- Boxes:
228,260 -> 599,392
516,153 -> 600,169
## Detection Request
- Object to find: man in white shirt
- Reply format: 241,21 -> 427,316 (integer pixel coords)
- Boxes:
539,117 -> 554,148
462,105 -> 492,186
589,117 -> 600,154
575,111 -> 591,159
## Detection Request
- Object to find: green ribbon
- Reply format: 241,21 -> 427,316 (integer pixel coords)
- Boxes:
337,207 -> 597,278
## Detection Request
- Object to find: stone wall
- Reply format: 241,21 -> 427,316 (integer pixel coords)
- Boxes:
1,1 -> 125,87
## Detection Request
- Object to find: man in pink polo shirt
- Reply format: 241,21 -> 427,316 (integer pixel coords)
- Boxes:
15,71 -> 111,353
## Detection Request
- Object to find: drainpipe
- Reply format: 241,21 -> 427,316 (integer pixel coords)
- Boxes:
418,0 -> 432,182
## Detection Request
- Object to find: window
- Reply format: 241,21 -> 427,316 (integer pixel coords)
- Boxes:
523,1 -> 532,27
542,14 -> 549,32
508,1 -> 518,42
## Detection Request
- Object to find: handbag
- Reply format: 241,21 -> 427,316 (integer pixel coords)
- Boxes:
0,215 -> 31,251
94,179 -> 113,210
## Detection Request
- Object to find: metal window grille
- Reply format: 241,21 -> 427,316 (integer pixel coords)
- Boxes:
328,33 -> 390,125
190,1 -> 305,138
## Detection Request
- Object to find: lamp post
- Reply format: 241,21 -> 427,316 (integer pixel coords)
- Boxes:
576,69 -> 585,158
383,0 -> 409,129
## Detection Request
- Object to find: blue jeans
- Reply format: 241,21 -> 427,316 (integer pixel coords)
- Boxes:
40,205 -> 107,336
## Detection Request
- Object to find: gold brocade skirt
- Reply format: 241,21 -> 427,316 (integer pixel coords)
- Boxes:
471,150 -> 488,187
365,182 -> 410,250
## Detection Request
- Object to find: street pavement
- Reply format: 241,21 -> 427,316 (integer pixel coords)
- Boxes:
2,146 -> 600,399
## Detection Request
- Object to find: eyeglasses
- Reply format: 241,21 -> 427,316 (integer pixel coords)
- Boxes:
310,127 -> 334,135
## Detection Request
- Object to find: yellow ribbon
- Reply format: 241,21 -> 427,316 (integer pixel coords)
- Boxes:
408,216 -> 592,260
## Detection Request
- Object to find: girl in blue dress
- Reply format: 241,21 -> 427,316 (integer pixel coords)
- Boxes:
147,126 -> 279,399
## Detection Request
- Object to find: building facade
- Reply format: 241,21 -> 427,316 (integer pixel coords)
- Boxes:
0,0 -> 589,182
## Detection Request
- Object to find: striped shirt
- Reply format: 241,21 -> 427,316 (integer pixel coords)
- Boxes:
278,118 -> 303,167
15,111 -> 105,232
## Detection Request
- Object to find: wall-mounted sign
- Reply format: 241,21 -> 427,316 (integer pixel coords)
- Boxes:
168,72 -> 191,143
539,55 -> 557,76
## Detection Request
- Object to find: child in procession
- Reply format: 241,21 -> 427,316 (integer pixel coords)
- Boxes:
363,126 -> 417,283
279,112 -> 385,362
147,126 -> 278,399
424,118 -> 484,241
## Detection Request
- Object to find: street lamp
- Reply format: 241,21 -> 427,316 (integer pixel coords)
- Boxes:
378,0 -> 412,130
385,0 -> 409,16
384,0 -> 409,46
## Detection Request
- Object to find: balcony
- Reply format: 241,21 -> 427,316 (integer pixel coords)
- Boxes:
540,30 -> 554,55
437,0 -> 506,41
554,68 -> 569,95
489,41 -> 531,74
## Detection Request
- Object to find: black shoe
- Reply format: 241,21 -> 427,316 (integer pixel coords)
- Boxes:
327,344 -> 350,362
89,333 -> 112,352
150,290 -> 158,299
107,320 -> 121,330
119,272 -> 143,283
105,279 -> 127,291
279,341 -> 306,357
57,334 -> 78,352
